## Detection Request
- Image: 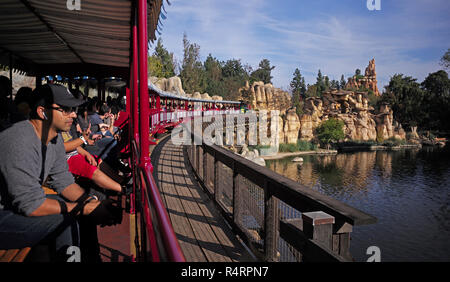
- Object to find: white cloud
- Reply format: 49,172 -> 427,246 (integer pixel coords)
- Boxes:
157,0 -> 449,91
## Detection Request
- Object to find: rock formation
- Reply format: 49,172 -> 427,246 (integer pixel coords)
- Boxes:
345,59 -> 380,96
296,90 -> 405,142
283,108 -> 301,144
150,76 -> 185,96
239,81 -> 291,114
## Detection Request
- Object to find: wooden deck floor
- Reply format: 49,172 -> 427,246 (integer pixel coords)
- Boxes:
152,137 -> 255,262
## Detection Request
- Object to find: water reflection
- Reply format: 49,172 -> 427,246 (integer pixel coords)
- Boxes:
266,146 -> 450,261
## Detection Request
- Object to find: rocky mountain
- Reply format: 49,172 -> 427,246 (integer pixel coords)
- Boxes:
345,58 -> 380,96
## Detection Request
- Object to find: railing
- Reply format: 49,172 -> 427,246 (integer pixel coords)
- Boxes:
184,116 -> 377,262
131,139 -> 185,262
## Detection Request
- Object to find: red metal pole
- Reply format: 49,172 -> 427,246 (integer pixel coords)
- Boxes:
132,20 -> 139,141
138,0 -> 150,169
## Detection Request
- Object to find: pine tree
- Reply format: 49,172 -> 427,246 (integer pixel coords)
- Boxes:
290,68 -> 305,116
340,75 -> 346,90
324,75 -> 330,91
316,69 -> 325,97
203,54 -> 225,97
153,38 -> 176,78
250,59 -> 275,84
180,33 -> 206,93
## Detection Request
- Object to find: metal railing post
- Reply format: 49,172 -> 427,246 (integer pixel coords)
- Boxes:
264,180 -> 279,262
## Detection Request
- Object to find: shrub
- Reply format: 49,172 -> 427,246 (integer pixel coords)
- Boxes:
279,143 -> 298,152
297,140 -> 317,151
315,118 -> 345,149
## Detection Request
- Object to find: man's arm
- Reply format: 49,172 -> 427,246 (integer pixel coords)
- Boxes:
63,138 -> 84,153
63,131 -> 92,153
76,146 -> 98,166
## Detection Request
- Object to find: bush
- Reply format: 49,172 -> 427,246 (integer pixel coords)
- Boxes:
382,137 -> 406,147
279,143 -> 298,152
297,140 -> 317,151
278,140 -> 317,152
315,118 -> 345,149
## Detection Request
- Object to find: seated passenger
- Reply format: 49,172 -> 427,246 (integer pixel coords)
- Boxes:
0,75 -> 15,131
61,128 -> 126,197
0,84 -> 121,261
87,101 -> 110,133
11,86 -> 33,123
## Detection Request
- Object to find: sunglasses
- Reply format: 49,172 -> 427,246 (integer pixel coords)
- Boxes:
47,106 -> 78,115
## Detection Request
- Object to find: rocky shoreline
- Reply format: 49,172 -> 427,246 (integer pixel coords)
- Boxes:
337,143 -> 422,152
260,144 -> 423,161
261,149 -> 338,160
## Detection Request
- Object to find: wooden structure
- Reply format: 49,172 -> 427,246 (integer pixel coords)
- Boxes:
185,117 -> 377,262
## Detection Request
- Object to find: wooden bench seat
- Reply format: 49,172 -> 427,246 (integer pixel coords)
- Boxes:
0,247 -> 31,262
0,186 -> 54,263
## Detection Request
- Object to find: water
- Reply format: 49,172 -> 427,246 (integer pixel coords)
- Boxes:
266,146 -> 450,262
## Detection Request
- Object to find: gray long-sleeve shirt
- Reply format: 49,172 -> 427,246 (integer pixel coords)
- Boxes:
0,120 -> 75,216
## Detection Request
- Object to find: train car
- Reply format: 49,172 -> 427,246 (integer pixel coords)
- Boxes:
0,0 -> 247,263
0,0 -> 181,262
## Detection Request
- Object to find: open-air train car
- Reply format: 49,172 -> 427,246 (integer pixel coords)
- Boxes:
0,0 -> 243,262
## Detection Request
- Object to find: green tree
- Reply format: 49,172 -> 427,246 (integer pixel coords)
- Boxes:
324,75 -> 330,91
340,74 -> 346,90
221,59 -> 250,100
330,79 -> 339,90
382,74 -> 425,128
290,68 -> 306,116
305,84 -> 317,98
203,54 -> 225,97
315,69 -> 325,97
440,48 -> 450,70
153,38 -> 176,78
421,70 -> 450,130
355,69 -> 361,76
315,118 -> 345,149
180,33 -> 206,94
148,55 -> 164,77
250,59 -> 275,84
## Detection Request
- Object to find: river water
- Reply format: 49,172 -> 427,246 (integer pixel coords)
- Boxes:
266,146 -> 450,262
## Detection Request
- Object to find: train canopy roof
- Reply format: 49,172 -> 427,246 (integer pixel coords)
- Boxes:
0,0 -> 164,78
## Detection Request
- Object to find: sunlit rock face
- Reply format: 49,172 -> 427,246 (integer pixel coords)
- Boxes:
240,81 -> 291,114
150,76 -> 185,96
345,58 -> 380,97
297,90 -> 405,142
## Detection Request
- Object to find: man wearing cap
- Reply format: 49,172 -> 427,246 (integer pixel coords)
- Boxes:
0,84 -> 120,261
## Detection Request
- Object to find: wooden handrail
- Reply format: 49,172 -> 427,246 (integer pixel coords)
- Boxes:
193,131 -> 377,227
185,116 -> 377,261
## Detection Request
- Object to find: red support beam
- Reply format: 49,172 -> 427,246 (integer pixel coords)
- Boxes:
138,0 -> 150,169
132,16 -> 139,142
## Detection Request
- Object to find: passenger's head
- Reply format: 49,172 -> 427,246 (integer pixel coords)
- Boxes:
0,75 -> 11,99
29,84 -> 85,132
14,87 -> 33,117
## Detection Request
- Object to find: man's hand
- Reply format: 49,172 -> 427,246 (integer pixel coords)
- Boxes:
84,153 -> 97,166
82,200 -> 101,215
91,134 -> 102,141
76,147 -> 98,166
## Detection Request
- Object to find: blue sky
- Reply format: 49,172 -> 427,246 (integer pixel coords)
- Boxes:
151,0 -> 450,92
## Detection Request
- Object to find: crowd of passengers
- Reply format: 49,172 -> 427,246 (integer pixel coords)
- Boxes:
158,100 -> 238,113
0,75 -> 131,262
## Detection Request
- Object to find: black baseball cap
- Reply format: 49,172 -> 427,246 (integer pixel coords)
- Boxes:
48,84 -> 85,107
31,84 -> 86,108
